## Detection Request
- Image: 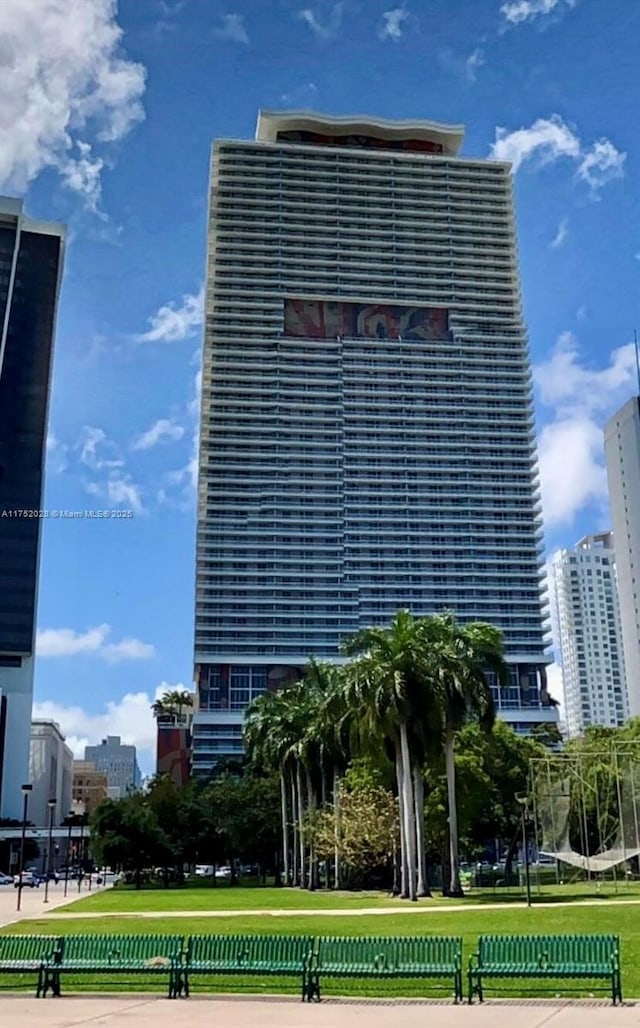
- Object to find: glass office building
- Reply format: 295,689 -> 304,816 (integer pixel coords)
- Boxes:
0,197 -> 65,817
192,111 -> 555,773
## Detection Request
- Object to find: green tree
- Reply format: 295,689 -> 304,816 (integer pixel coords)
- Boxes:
90,795 -> 171,887
428,612 -> 507,896
342,610 -> 442,900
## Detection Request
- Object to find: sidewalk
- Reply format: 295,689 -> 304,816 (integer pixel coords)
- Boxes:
27,896 -> 640,920
0,877 -> 112,928
2,995 -> 638,1028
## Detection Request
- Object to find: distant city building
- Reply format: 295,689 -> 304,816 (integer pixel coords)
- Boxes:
84,736 -> 141,798
551,533 -> 629,738
0,197 -> 65,819
72,760 -> 108,815
28,720 -> 73,827
155,705 -> 193,787
604,396 -> 640,717
192,109 -> 555,774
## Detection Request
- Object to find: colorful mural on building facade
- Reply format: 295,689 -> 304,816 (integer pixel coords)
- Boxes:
283,299 -> 449,341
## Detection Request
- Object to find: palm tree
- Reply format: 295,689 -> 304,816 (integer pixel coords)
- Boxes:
244,686 -> 303,886
428,611 -> 507,897
342,610 -> 441,901
151,689 -> 193,720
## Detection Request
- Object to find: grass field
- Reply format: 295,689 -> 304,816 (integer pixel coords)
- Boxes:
2,893 -> 638,1000
50,879 -> 640,914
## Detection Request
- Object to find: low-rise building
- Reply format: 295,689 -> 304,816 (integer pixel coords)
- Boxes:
72,760 -> 108,814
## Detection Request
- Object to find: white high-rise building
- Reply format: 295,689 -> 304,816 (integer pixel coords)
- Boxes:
28,719 -> 73,827
193,111 -> 555,774
604,396 -> 640,717
551,533 -> 629,738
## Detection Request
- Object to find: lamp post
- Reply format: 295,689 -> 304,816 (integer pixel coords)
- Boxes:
16,784 -> 33,912
516,792 -> 532,908
43,798 -> 56,903
64,812 -> 74,897
77,817 -> 85,893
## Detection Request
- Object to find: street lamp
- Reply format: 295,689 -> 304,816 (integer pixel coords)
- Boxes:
516,792 -> 532,908
43,798 -> 56,904
16,784 -> 33,912
77,816 -> 85,893
64,812 -> 74,897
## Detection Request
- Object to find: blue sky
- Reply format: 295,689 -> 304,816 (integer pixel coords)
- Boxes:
1,0 -> 638,771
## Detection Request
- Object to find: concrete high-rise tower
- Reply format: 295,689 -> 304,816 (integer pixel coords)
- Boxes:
193,111 -> 555,773
551,532 -> 629,737
604,396 -> 640,716
0,198 -> 65,818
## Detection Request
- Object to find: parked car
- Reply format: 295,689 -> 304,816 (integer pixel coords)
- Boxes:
0,872 -> 12,885
13,871 -> 39,888
194,864 -> 215,877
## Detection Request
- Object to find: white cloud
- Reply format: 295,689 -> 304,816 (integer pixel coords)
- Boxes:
136,285 -> 204,343
465,47 -> 485,82
86,471 -> 145,513
36,624 -> 111,657
32,682 -> 183,773
577,139 -> 626,193
490,115 -> 580,172
500,0 -> 577,26
36,624 -> 154,662
550,217 -> 568,249
297,2 -> 344,39
534,333 -> 638,528
537,414 -> 608,528
535,332 -> 636,409
0,0 -> 146,206
101,637 -> 156,662
131,418 -> 185,451
77,426 -> 124,470
379,7 -> 409,42
46,433 -> 69,473
213,12 -> 249,45
280,82 -> 318,105
160,364 -> 201,507
545,661 -> 564,712
490,114 -> 625,196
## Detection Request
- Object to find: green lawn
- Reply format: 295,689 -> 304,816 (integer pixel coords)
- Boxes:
3,900 -> 638,1000
51,879 -> 640,914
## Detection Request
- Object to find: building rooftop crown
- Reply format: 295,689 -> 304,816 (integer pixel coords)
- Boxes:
256,110 -> 465,156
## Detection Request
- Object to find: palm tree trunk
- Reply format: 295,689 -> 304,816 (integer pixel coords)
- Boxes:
280,769 -> 289,886
332,767 -> 341,890
413,764 -> 430,897
291,772 -> 299,886
296,762 -> 305,888
399,723 -> 417,901
444,724 -> 463,897
395,746 -> 409,898
306,767 -> 316,891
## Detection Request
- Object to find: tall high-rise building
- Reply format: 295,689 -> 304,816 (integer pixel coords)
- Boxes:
84,736 -> 142,798
604,396 -> 640,717
193,111 -> 555,774
0,198 -> 65,819
551,533 -> 629,737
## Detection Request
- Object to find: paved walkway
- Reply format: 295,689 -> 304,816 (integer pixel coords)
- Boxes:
2,996 -> 638,1028
0,877 -> 113,928
23,896 -> 640,920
